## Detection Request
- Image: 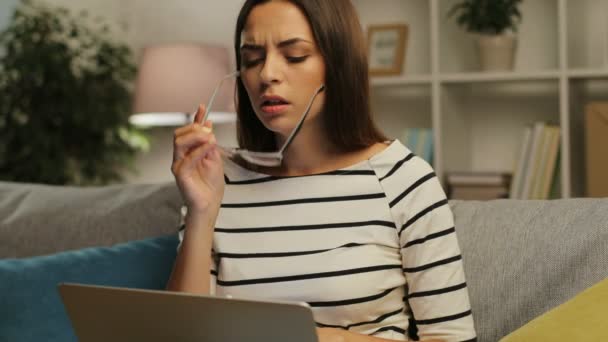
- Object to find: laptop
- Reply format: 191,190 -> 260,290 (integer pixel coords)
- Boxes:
58,283 -> 318,342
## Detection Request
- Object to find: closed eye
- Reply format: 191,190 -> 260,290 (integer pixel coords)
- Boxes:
242,58 -> 264,68
242,55 -> 309,68
287,56 -> 309,63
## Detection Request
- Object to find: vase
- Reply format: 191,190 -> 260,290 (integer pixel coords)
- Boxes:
476,33 -> 517,71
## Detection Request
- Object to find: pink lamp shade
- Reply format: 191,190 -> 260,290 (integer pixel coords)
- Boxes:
131,44 -> 235,126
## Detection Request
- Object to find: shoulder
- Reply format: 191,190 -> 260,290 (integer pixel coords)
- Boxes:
370,140 -> 449,226
369,139 -> 436,183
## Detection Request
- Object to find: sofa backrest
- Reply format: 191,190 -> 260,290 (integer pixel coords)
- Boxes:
451,199 -> 608,342
2,181 -> 607,342
0,181 -> 183,258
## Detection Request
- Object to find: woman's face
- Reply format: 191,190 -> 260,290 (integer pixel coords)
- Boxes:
239,0 -> 326,138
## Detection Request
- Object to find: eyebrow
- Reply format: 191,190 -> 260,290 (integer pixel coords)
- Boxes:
240,38 -> 312,51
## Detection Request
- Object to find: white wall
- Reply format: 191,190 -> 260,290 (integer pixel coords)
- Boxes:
43,0 -> 245,55
126,0 -> 244,58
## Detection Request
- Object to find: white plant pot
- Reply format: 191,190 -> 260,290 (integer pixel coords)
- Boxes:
476,33 -> 517,71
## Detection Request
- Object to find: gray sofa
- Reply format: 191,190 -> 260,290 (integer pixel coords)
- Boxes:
1,181 -> 607,342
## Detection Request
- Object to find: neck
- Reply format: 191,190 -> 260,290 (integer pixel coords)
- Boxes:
274,117 -> 337,176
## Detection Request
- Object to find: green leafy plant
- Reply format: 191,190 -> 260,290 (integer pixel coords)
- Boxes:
448,0 -> 523,35
0,0 -> 148,186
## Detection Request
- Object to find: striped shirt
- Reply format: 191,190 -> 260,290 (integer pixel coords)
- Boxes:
178,140 -> 477,341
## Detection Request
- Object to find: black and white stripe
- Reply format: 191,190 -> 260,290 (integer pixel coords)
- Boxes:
217,264 -> 402,287
221,192 -> 386,208
215,220 -> 396,234
316,307 -> 403,329
225,169 -> 377,185
176,141 -> 476,340
415,310 -> 473,325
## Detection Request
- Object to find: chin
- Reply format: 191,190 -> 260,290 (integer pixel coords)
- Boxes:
263,121 -> 293,137
256,112 -> 296,135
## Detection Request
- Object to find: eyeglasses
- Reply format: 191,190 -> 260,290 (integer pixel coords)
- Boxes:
200,71 -> 325,167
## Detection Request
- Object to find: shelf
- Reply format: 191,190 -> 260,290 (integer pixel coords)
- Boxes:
354,0 -> 605,198
440,71 -> 561,84
371,75 -> 432,87
567,68 -> 608,79
371,70 -> 608,86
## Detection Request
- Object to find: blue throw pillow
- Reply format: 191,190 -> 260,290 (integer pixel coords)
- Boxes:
0,234 -> 179,342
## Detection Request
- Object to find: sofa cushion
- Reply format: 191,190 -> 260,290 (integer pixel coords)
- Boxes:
450,199 -> 608,342
0,181 -> 183,258
499,276 -> 608,341
0,233 -> 179,342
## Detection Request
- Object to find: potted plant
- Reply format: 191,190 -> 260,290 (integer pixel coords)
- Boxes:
0,0 -> 149,185
448,0 -> 523,71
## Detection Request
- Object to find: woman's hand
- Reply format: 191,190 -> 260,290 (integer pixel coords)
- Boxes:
171,104 -> 225,218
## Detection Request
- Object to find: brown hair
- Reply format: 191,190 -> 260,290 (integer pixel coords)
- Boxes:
234,0 -> 387,153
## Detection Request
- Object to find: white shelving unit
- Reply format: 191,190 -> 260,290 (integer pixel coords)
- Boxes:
354,0 -> 608,198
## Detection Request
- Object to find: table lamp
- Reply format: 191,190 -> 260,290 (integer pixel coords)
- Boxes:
130,43 -> 236,127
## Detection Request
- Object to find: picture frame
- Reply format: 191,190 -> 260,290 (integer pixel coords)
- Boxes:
367,24 -> 408,76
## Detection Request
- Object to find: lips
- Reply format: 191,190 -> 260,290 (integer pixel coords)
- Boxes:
260,95 -> 291,115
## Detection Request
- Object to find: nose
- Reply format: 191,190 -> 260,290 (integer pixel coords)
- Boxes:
259,53 -> 282,86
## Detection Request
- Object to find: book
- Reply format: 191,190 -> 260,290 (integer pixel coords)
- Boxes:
530,125 -> 553,199
450,185 -> 510,200
521,122 -> 546,199
416,129 -> 427,159
446,171 -> 511,200
549,151 -> 561,199
510,126 -> 533,199
402,127 -> 433,165
421,129 -> 433,165
540,127 -> 561,199
509,122 -> 562,199
447,172 -> 511,186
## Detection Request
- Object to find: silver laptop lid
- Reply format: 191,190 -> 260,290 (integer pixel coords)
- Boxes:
58,283 -> 318,342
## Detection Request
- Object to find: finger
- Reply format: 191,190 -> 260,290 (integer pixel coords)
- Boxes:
207,144 -> 223,162
172,134 -> 217,174
193,104 -> 207,124
174,124 -> 195,137
173,130 -> 215,162
179,141 -> 217,174
174,107 -> 213,137
174,121 -> 212,139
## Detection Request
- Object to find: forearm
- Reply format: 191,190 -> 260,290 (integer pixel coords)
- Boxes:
165,210 -> 216,294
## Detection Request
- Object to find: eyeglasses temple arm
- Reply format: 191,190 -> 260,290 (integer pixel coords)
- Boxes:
201,71 -> 240,124
278,84 -> 325,155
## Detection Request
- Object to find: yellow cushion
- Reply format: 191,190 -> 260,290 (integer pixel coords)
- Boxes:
500,277 -> 608,342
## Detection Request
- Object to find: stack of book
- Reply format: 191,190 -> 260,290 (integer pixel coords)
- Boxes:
509,121 -> 561,199
402,128 -> 433,165
446,172 -> 512,200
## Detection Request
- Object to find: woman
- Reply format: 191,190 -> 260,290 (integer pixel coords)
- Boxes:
167,0 -> 477,341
